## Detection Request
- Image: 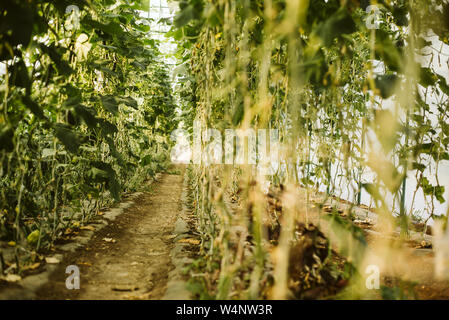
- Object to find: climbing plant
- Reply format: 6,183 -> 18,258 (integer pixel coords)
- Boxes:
171,0 -> 449,299
0,0 -> 177,259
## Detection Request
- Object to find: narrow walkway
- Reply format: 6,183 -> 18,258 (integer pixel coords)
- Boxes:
37,171 -> 184,299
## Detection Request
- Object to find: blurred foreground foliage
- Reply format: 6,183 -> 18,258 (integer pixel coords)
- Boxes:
171,0 -> 449,299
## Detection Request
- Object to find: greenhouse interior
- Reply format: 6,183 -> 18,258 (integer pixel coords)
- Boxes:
1,0 -> 449,303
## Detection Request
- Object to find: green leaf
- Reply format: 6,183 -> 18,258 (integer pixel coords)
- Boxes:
22,96 -> 44,119
39,44 -> 73,76
0,1 -> 34,60
0,124 -> 15,152
323,212 -> 366,264
10,60 -> 31,92
118,96 -> 138,109
416,36 -> 432,49
54,123 -> 80,153
97,119 -> 118,136
132,0 -> 150,11
315,9 -> 356,47
74,104 -> 98,129
82,17 -> 124,36
435,186 -> 446,203
174,1 -> 204,28
381,286 -> 401,300
375,74 -> 398,98
437,75 -> 449,96
174,5 -> 195,28
419,67 -> 437,87
140,154 -> 153,166
105,137 -> 124,166
363,183 -> 383,203
375,30 -> 402,72
421,177 -> 445,203
414,142 -> 436,157
101,95 -> 119,115
412,162 -> 426,172
392,5 -> 409,26
232,103 -> 244,126
135,24 -> 151,33
88,167 -> 110,181
27,230 -> 40,245
90,161 -> 121,201
63,96 -> 82,108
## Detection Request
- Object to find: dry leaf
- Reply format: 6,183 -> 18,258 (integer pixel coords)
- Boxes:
45,257 -> 60,264
178,238 -> 200,245
419,241 -> 432,248
7,263 -> 17,270
80,225 -> 95,231
4,274 -> 21,283
75,33 -> 92,60
112,285 -> 139,292
103,237 -> 116,243
22,262 -> 40,271
123,292 -> 151,300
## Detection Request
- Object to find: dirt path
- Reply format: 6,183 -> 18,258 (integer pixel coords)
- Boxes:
37,171 -> 184,300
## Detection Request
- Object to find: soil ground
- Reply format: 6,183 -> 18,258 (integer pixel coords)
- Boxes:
2,168 -> 449,300
36,171 -> 184,300
304,191 -> 449,299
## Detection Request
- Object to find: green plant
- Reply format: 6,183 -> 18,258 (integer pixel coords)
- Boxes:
0,0 -> 177,259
